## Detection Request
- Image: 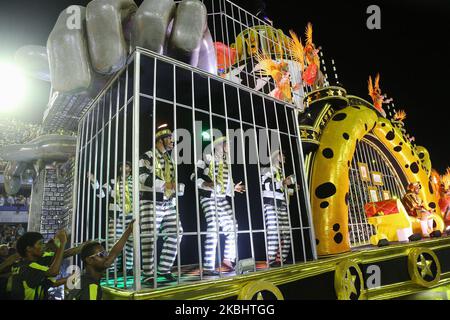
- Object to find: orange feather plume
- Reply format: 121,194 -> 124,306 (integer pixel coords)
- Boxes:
394,110 -> 406,121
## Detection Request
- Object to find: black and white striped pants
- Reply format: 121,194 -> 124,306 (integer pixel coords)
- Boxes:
107,212 -> 134,270
263,201 -> 291,263
139,199 -> 183,276
200,196 -> 237,271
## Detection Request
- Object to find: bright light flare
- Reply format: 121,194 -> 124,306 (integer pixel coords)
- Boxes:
0,62 -> 27,112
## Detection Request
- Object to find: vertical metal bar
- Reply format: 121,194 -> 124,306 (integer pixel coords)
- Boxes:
105,86 -> 114,283
92,104 -> 99,243
260,97 -> 282,267
79,111 -> 90,255
152,57 -> 158,289
249,93 -> 270,268
98,95 -> 105,245
292,109 -> 317,259
272,102 -> 296,265
284,108 -> 307,261
173,64 -> 182,285
235,88 -> 256,271
209,79 -> 223,277
86,109 -> 95,241
132,52 -> 142,291
353,145 -> 369,244
113,71 -> 121,287
71,115 -> 84,267
121,64 -> 129,289
347,167 -> 358,244
359,141 -> 374,241
192,70 -> 203,281
360,140 -> 382,239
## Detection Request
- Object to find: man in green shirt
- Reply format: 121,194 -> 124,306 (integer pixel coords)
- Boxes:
10,229 -> 67,300
67,219 -> 135,300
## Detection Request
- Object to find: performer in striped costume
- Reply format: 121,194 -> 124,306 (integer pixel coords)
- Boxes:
261,150 -> 296,268
88,161 -> 134,271
139,124 -> 183,283
192,137 -> 245,276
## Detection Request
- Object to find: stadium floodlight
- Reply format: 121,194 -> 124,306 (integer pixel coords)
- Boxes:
0,62 -> 27,112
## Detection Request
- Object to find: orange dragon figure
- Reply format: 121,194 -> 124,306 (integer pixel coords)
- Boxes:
368,73 -> 392,117
254,50 -> 300,103
289,23 -> 324,89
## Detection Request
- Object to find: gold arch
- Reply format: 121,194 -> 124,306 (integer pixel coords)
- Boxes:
310,104 -> 443,256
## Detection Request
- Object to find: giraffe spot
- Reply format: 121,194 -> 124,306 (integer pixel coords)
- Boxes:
348,160 -> 351,167
320,201 -> 329,209
410,162 -> 419,174
315,182 -> 337,199
419,152 -> 425,159
343,133 -> 349,140
334,232 -> 343,244
345,193 -> 349,206
429,181 -> 434,194
399,142 -> 403,145
333,223 -> 340,232
429,202 -> 436,209
381,123 -> 386,127
332,113 -> 347,121
364,124 -> 368,131
405,164 -> 409,169
394,146 -> 402,152
322,148 -> 334,159
316,239 -> 320,245
352,106 -> 361,110
386,130 -> 395,141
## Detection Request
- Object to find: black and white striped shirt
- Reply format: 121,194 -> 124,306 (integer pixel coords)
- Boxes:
139,148 -> 175,201
261,166 -> 291,201
192,154 -> 233,198
90,176 -> 133,212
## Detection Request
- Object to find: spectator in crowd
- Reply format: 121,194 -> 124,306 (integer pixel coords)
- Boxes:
0,194 -> 5,207
16,225 -> 25,237
0,245 -> 8,264
15,195 -> 26,213
66,220 -> 135,300
6,195 -> 15,207
10,230 -> 67,300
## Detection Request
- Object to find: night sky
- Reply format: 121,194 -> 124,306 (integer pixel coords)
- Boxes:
0,0 -> 449,172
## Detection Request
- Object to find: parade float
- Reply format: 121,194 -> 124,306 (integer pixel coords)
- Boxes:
1,0 -> 450,300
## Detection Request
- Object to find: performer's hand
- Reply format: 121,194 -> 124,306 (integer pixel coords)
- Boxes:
87,172 -> 95,182
55,229 -> 68,245
234,181 -> 246,194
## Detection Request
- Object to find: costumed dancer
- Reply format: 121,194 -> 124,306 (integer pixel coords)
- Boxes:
88,161 -> 134,272
139,124 -> 184,284
192,137 -> 245,276
401,182 -> 434,237
261,150 -> 296,267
